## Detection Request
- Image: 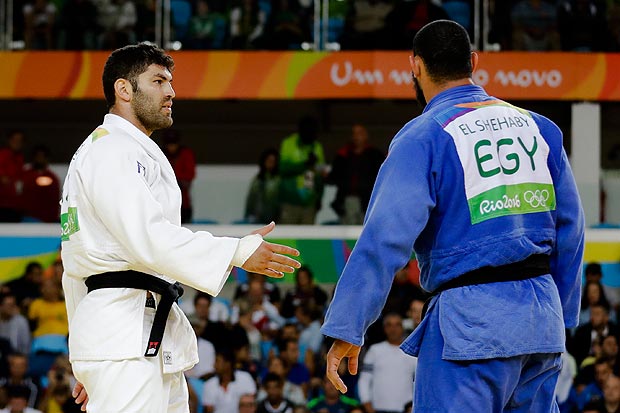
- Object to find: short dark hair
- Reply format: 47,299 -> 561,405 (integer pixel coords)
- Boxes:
263,372 -> 283,387
24,261 -> 42,275
586,262 -> 603,276
102,43 -> 174,110
194,292 -> 212,306
412,20 -> 472,84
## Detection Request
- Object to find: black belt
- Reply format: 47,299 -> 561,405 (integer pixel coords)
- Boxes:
421,254 -> 551,319
85,270 -> 184,357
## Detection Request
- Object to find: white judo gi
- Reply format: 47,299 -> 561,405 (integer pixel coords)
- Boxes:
60,114 -> 261,413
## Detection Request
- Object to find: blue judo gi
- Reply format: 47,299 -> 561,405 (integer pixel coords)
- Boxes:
321,85 -> 585,412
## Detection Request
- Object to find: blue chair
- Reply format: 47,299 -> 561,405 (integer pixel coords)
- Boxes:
171,0 -> 192,41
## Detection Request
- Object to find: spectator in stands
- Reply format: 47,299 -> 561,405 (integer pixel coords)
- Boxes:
0,354 -> 39,408
278,116 -> 325,225
27,279 -> 68,339
20,145 -> 60,223
187,0 -> 226,49
0,294 -> 31,354
5,262 -> 43,312
57,0 -> 97,49
22,0 -> 56,49
36,355 -> 80,413
295,304 -> 322,356
278,338 -> 310,394
357,313 -> 417,413
555,350 -> 578,412
327,124 -> 384,225
281,266 -> 327,319
307,376 -> 358,413
557,0 -> 607,51
185,317 -> 216,380
578,358 -> 614,410
202,349 -> 257,413
604,375 -> 620,413
383,262 -> 426,317
487,0 -> 519,50
234,272 -> 281,306
265,0 -> 304,49
510,0 -> 560,51
257,373 -> 294,413
571,303 -> 620,367
340,0 -> 393,50
257,357 -> 306,406
233,301 -> 262,363
245,148 -> 281,224
386,0 -> 449,49
230,0 -> 267,49
0,130 -> 25,223
581,281 -> 614,326
402,298 -> 425,336
0,385 -> 42,413
135,0 -> 157,42
608,0 -> 620,50
162,129 -> 197,224
191,292 -> 232,352
235,278 -> 285,332
98,0 -> 138,49
239,393 -> 258,413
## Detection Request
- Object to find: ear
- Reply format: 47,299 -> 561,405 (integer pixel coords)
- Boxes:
114,78 -> 133,104
409,55 -> 422,78
471,52 -> 479,72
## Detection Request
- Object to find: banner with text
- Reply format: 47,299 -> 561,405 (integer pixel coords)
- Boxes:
1,51 -> 619,100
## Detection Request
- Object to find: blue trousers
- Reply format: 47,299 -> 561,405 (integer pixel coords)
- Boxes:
414,308 -> 562,412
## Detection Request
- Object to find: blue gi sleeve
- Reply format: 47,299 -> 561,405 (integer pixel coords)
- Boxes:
551,148 -> 585,329
321,126 -> 436,346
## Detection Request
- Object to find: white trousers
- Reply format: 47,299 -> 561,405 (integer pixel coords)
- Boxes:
72,356 -> 190,413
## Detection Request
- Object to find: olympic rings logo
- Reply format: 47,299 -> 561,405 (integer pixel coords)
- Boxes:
523,190 -> 550,208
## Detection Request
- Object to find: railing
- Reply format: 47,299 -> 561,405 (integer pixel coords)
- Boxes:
0,0 -> 491,52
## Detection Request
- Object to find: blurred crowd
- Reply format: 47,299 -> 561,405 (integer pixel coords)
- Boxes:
0,253 -> 614,413
0,116 -> 386,226
0,256 -> 428,413
10,0 -> 620,51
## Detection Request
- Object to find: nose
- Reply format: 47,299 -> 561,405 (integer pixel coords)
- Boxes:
166,83 -> 175,99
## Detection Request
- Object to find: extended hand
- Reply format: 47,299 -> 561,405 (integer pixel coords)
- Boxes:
326,339 -> 361,393
72,381 -> 89,412
242,222 -> 301,278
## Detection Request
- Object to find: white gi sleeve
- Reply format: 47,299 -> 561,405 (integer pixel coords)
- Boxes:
82,140 -> 239,296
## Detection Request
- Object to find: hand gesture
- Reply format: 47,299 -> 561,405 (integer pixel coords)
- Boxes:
326,339 -> 361,393
72,381 -> 89,412
242,222 -> 301,278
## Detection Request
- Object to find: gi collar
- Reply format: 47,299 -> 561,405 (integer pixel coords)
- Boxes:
422,84 -> 489,114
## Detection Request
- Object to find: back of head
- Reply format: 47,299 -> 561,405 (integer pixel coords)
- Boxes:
412,20 -> 473,84
102,43 -> 174,110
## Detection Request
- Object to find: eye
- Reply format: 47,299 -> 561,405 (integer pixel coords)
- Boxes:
155,80 -> 163,84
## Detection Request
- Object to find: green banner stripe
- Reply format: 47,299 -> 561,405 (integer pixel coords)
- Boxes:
469,182 -> 556,224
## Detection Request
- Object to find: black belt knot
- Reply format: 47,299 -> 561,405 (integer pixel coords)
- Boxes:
421,254 -> 551,319
85,270 -> 184,357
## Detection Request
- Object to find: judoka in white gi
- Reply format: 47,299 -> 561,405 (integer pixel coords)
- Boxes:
60,43 -> 301,413
321,21 -> 584,412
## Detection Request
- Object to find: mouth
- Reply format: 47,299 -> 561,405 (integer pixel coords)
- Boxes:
162,103 -> 172,114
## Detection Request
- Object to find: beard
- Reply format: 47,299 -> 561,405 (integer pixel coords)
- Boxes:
131,87 -> 173,132
412,73 -> 427,109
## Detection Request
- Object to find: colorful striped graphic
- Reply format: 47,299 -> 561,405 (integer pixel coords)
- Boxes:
1,233 -> 619,287
2,51 -> 620,100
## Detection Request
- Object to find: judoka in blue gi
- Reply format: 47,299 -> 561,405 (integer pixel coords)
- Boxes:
321,20 -> 585,413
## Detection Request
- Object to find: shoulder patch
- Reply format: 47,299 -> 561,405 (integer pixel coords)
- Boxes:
90,128 -> 110,142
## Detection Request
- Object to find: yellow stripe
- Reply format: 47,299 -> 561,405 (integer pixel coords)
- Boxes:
584,242 -> 620,262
